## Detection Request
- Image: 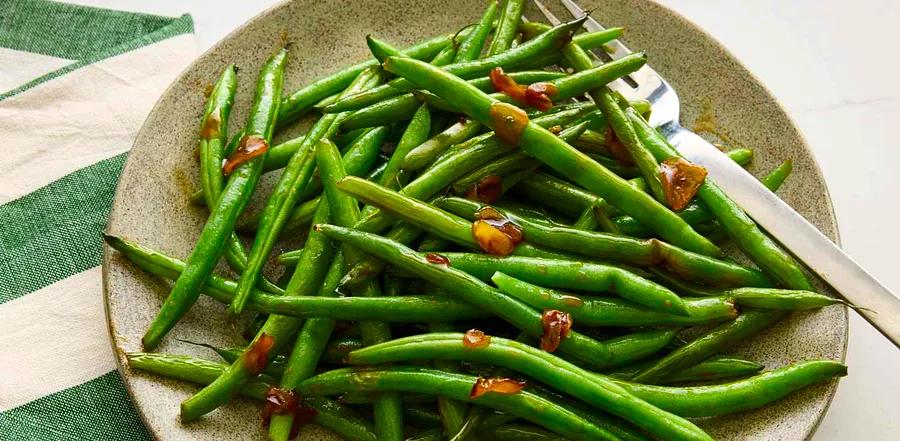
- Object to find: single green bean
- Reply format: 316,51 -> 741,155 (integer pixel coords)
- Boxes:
142,49 -> 287,351
126,353 -> 378,441
437,253 -> 687,315
347,334 -> 711,441
762,159 -> 792,189
298,366 -> 622,441
379,104 -> 431,190
608,356 -> 765,383
405,405 -> 444,428
428,323 -> 469,436
627,111 -> 811,290
315,224 -> 622,369
382,56 -> 720,256
438,197 -> 771,287
615,361 -> 847,417
598,96 -> 666,202
454,1 -> 498,62
401,118 -> 484,171
491,272 -> 737,327
727,287 -> 848,310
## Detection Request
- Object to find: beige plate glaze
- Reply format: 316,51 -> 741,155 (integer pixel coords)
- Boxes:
103,0 -> 847,439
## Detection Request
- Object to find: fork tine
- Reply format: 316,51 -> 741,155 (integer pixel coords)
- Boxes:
531,0 -> 563,25
559,0 -> 634,61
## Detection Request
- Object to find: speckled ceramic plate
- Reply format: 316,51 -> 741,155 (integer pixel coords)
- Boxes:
103,0 -> 848,439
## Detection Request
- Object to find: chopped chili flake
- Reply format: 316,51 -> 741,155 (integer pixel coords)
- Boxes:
463,329 -> 491,348
488,102 -> 529,146
659,157 -> 708,211
245,333 -> 275,374
425,252 -> 450,265
223,135 -> 268,175
262,387 -> 317,439
604,128 -> 635,166
524,82 -> 558,111
540,310 -> 573,352
465,175 -> 503,203
470,377 -> 527,398
200,107 -> 222,139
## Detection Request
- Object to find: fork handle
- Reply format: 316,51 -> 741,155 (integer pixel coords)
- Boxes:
671,129 -> 900,349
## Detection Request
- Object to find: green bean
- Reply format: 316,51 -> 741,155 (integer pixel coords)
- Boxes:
631,311 -> 786,384
666,357 -> 765,384
299,366 -> 622,441
141,49 -> 287,351
596,94 -> 664,201
277,32 -> 451,126
586,153 -> 641,179
451,152 -> 540,194
616,361 -> 847,417
492,272 -> 737,327
179,202 -> 335,421
727,287 -> 848,310
325,18 -> 584,114
347,334 -> 712,441
382,56 -> 720,257
405,404 -> 444,428
402,118 -> 484,172
318,140 -> 404,441
437,253 -> 686,315
196,65 -> 251,275
597,330 -> 680,369
438,197 -> 771,287
762,159 -> 792,189
515,172 -> 600,218
454,1 -> 497,62
487,0 -> 524,56
315,224 -> 622,369
608,356 -> 765,384
126,353 -> 378,441
428,323 -> 468,436
627,112 -> 811,289
407,428 -> 444,441
229,67 -> 382,314
322,337 -> 364,364
379,104 -> 431,191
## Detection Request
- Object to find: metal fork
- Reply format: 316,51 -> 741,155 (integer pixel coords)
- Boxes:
533,0 -> 900,347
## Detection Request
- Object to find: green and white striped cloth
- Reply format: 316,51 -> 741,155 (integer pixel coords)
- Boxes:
0,1 -> 196,438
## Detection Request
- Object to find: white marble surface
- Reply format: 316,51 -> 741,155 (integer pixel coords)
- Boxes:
65,0 -> 900,439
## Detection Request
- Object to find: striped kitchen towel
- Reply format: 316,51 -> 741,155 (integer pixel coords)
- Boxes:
0,1 -> 196,439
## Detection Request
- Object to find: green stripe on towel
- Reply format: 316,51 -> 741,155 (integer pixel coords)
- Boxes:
0,370 -> 151,441
0,154 -> 126,305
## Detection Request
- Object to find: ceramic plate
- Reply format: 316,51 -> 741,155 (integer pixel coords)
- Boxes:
103,0 -> 847,439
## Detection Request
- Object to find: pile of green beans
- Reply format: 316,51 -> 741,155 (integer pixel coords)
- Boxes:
111,5 -> 848,439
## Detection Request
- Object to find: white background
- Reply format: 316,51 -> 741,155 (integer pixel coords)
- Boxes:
62,0 -> 900,439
